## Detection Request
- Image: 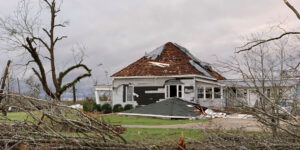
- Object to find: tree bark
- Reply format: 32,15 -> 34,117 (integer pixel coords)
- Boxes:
73,85 -> 76,104
0,60 -> 11,103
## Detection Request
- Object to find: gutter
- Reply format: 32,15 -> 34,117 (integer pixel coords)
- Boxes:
118,113 -> 197,119
112,74 -> 217,81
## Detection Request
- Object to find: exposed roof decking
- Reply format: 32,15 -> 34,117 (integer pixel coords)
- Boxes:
112,42 -> 226,80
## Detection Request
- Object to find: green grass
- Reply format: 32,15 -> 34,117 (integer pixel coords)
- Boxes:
1,111 -> 40,122
122,128 -> 204,143
3,111 -> 208,125
100,115 -> 209,125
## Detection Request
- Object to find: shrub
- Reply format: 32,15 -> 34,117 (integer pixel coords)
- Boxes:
102,103 -> 112,114
94,104 -> 101,111
135,105 -> 143,109
83,100 -> 96,112
124,104 -> 133,111
113,104 -> 123,112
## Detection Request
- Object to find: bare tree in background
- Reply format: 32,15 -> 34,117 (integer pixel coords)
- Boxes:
0,0 -> 91,100
221,35 -> 300,137
223,0 -> 300,137
236,0 -> 300,71
25,75 -> 41,98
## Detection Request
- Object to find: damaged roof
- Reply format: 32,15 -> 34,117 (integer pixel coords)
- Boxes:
112,42 -> 226,80
119,98 -> 207,119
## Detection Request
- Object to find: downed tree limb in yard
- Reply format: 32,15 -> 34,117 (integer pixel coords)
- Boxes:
0,93 -> 152,149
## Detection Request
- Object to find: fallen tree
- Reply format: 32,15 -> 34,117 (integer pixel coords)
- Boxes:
0,93 -> 151,149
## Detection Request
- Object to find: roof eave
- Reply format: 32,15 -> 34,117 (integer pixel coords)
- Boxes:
111,74 -> 218,81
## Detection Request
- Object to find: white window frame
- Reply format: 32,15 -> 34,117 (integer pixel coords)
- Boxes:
165,85 -> 184,99
197,87 -> 204,99
214,87 -> 221,99
205,87 -> 213,99
124,85 -> 134,102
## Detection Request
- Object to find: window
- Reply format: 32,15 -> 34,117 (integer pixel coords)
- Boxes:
127,86 -> 133,101
198,87 -> 204,98
178,85 -> 182,98
214,87 -> 221,99
206,88 -> 212,99
267,89 -> 271,98
184,86 -> 194,94
123,85 -> 133,102
123,85 -> 127,102
278,88 -> 283,98
166,85 -> 184,98
166,86 -> 169,98
237,89 -> 247,99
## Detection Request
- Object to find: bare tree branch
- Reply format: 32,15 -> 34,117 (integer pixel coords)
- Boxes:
236,32 -> 300,53
283,0 -> 300,21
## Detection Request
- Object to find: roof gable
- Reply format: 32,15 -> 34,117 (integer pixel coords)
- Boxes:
112,42 -> 226,80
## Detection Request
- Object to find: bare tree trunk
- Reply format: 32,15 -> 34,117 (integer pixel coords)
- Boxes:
0,60 -> 11,103
17,78 -> 21,95
73,85 -> 76,104
0,60 -> 11,116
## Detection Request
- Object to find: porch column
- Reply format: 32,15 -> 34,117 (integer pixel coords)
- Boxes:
165,85 -> 169,99
247,89 -> 250,105
95,90 -> 100,104
221,87 -> 224,99
203,87 -> 206,100
212,87 -> 215,100
194,77 -> 197,103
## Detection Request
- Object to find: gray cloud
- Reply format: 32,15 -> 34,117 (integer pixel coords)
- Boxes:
0,0 -> 299,97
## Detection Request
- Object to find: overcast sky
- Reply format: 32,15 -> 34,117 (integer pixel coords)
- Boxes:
0,0 -> 299,97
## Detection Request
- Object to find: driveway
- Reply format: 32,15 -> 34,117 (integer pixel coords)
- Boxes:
123,118 -> 264,132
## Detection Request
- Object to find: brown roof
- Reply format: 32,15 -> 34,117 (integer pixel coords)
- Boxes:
112,42 -> 226,80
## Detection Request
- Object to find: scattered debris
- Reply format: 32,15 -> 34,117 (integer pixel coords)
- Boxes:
68,104 -> 83,109
204,109 -> 254,119
205,109 -> 226,118
177,132 -> 186,150
226,113 -> 254,119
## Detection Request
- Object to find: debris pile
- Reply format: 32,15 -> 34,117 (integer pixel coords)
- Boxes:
204,108 -> 253,119
205,109 -> 226,118
68,104 -> 83,109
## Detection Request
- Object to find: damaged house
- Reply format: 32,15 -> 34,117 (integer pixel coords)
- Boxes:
95,42 -> 227,108
95,42 -> 300,114
94,42 -> 300,118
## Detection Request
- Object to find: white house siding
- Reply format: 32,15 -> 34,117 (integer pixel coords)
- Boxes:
111,77 -> 200,107
177,79 -> 195,102
196,81 -> 225,108
112,78 -> 170,107
225,86 -> 297,107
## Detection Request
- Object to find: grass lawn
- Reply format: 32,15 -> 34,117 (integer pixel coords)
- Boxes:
99,115 -> 209,125
122,128 -> 204,143
1,111 -> 40,123
3,112 -> 208,126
